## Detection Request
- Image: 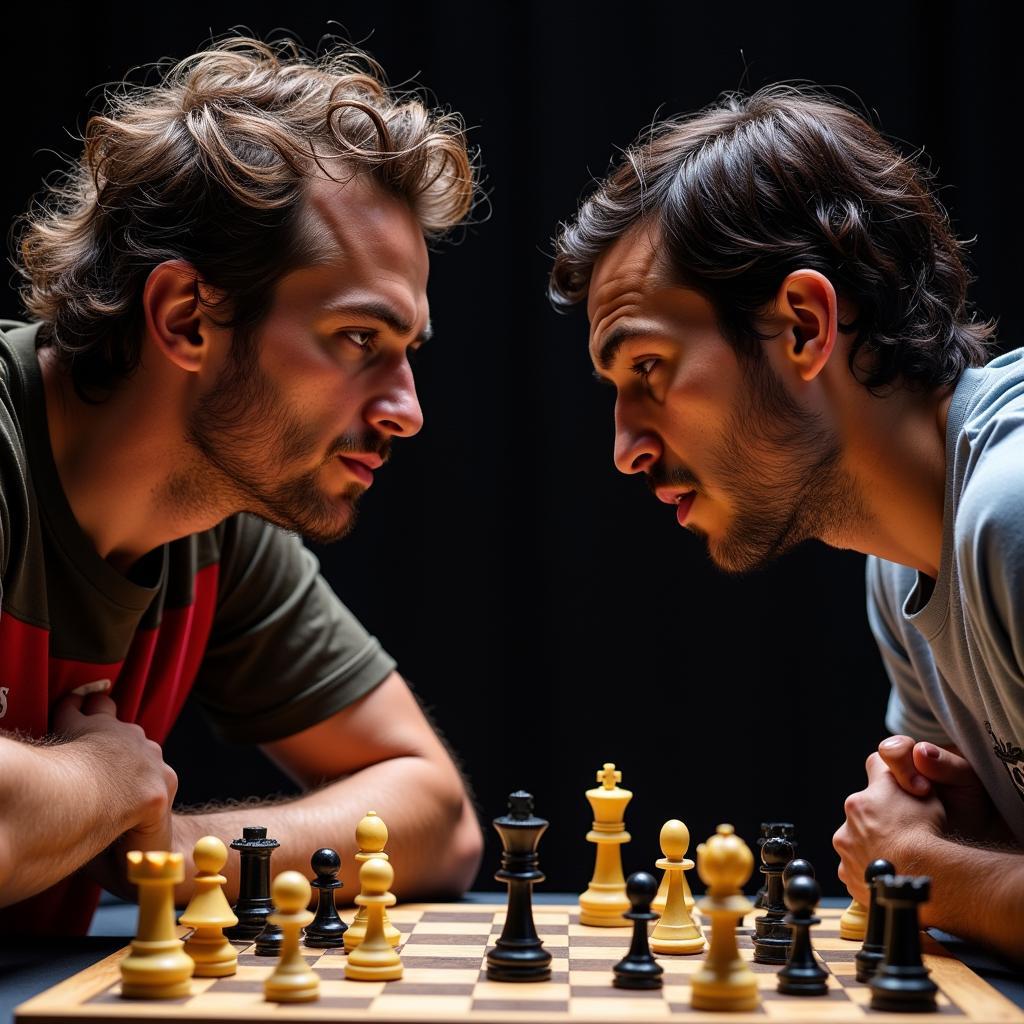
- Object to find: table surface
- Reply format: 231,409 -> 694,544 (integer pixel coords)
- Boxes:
0,894 -> 1021,1024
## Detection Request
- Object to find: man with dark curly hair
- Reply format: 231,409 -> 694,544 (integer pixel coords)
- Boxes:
551,86 -> 1023,961
0,37 -> 482,934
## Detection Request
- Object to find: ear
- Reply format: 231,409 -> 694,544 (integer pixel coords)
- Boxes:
142,260 -> 211,373
772,269 -> 839,382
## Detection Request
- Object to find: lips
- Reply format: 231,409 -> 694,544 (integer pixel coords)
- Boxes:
337,456 -> 375,487
676,491 -> 696,526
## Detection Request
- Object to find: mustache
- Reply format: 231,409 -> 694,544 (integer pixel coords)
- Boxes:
645,463 -> 702,494
327,432 -> 393,464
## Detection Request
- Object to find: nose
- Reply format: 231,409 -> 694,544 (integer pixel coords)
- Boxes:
613,405 -> 662,475
366,360 -> 424,439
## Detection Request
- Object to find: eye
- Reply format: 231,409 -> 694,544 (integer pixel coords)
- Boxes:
630,357 -> 659,379
337,329 -> 377,351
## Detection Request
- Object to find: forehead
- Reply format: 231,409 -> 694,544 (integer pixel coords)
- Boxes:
586,220 -> 665,325
280,172 -> 430,308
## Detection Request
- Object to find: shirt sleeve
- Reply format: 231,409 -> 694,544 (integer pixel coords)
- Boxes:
191,514 -> 396,745
865,556 -> 953,745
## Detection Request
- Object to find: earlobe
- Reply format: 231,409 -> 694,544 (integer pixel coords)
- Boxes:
142,260 -> 208,373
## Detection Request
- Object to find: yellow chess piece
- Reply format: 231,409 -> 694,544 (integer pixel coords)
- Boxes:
650,819 -> 704,955
344,810 -> 400,950
578,763 -> 632,926
690,824 -> 760,1012
179,836 -> 238,977
263,871 -> 318,1003
120,851 -> 195,1000
345,858 -> 403,981
652,820 -> 696,919
840,897 -> 868,940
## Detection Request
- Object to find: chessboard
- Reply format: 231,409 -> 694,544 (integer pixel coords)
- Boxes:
14,904 -> 1023,1023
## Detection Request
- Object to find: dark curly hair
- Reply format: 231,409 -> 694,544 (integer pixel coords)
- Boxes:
550,84 -> 994,392
15,35 -> 477,397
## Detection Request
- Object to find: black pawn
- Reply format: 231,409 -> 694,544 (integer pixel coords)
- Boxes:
855,858 -> 894,983
225,826 -> 280,942
753,823 -> 795,909
783,858 -> 815,884
486,791 -> 552,982
777,873 -> 829,996
303,847 -> 348,949
869,875 -> 938,1013
753,835 -> 795,964
613,872 -> 663,990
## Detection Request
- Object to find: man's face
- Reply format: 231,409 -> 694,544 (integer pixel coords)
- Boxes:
587,223 -> 856,573
186,174 -> 429,543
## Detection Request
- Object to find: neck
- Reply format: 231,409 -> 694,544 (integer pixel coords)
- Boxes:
831,380 -> 954,579
40,349 -> 229,573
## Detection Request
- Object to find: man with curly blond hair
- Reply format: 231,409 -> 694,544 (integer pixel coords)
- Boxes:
0,37 -> 482,933
552,86 -> 1023,961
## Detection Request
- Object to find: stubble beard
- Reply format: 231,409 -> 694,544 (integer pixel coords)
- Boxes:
701,355 -> 866,575
174,335 -> 374,544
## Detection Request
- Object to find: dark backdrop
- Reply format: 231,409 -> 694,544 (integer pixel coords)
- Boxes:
3,1 -> 1018,896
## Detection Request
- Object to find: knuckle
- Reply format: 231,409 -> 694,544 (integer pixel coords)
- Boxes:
843,792 -> 862,816
865,752 -> 882,773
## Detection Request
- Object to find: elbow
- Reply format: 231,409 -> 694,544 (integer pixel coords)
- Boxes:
427,769 -> 484,898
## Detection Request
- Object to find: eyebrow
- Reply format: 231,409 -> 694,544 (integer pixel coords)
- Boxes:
594,325 -> 651,370
325,300 -> 433,345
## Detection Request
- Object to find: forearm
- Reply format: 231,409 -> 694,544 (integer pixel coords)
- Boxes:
173,754 -> 482,906
900,832 -> 1024,965
0,735 -> 128,904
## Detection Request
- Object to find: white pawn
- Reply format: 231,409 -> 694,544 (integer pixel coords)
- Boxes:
652,818 -> 697,919
264,871 -> 318,1003
179,836 -> 238,977
344,811 -> 400,950
345,858 -> 403,981
650,820 -> 704,954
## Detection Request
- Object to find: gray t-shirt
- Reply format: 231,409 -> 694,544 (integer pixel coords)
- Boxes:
867,347 -> 1024,845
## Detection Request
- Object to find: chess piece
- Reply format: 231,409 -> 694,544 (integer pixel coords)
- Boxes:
840,897 -> 868,941
650,819 -> 704,955
613,872 -> 664,989
856,858 -> 895,982
652,818 -> 696,920
121,851 -> 195,999
346,858 -> 404,981
254,915 -> 283,956
579,762 -> 632,926
264,871 -> 318,1003
303,848 -> 348,948
752,822 -> 794,910
777,873 -> 828,996
486,791 -> 552,982
344,811 -> 401,950
752,834 -> 794,964
783,858 -> 814,884
690,824 -> 760,1012
225,826 -> 279,941
179,836 -> 238,977
869,875 -> 938,1013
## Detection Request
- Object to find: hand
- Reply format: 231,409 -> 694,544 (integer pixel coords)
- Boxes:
833,752 -> 945,904
52,690 -> 178,894
876,735 -> 1009,843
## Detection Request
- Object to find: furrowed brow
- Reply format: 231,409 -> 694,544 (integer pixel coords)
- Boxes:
326,300 -> 432,345
596,326 -> 647,370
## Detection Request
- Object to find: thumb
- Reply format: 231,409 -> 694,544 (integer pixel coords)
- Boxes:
914,742 -> 978,787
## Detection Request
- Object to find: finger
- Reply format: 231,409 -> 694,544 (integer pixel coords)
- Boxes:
80,693 -> 119,717
877,736 -> 931,795
863,752 -> 906,792
913,742 -> 978,787
70,679 -> 112,698
51,694 -> 85,731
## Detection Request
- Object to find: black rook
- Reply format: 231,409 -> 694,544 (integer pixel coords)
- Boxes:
225,826 -> 280,942
869,875 -> 938,1013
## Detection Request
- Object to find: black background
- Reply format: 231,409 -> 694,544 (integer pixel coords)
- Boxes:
3,1 -> 1018,896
